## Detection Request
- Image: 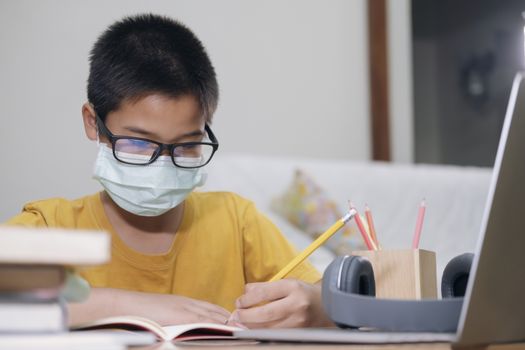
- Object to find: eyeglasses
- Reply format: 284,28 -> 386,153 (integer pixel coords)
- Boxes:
95,114 -> 219,168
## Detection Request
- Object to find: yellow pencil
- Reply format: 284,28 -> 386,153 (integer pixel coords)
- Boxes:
269,209 -> 357,282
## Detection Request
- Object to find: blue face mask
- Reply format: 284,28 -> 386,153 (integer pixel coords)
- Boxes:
92,144 -> 207,216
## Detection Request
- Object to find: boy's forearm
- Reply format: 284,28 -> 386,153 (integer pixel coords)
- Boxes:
67,287 -> 231,327
67,287 -> 122,326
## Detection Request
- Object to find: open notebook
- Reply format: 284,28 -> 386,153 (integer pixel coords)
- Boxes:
72,315 -> 242,342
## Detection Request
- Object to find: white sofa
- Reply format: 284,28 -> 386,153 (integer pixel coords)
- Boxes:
201,154 -> 492,282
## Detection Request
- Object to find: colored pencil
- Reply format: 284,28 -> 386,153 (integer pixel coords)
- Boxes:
350,203 -> 377,251
411,199 -> 426,249
365,204 -> 380,249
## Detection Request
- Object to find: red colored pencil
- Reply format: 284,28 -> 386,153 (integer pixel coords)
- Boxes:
411,199 -> 426,249
365,204 -> 380,248
350,202 -> 376,250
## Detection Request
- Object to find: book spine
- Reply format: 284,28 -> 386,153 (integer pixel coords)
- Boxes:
0,291 -> 61,303
0,299 -> 66,333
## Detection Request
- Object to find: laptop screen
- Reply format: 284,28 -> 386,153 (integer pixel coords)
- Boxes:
457,72 -> 525,346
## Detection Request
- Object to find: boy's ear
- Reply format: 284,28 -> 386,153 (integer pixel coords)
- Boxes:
82,102 -> 98,141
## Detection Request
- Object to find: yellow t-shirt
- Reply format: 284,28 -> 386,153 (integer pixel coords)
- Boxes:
6,191 -> 320,311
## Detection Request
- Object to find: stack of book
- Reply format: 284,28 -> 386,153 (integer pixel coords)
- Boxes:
0,264 -> 66,333
0,226 -> 110,334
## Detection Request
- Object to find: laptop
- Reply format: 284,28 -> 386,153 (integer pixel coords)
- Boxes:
234,72 -> 525,346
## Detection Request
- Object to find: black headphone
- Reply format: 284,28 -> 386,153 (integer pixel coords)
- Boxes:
321,253 -> 474,332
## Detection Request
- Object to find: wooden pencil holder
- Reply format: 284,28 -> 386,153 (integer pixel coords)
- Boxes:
353,249 -> 437,300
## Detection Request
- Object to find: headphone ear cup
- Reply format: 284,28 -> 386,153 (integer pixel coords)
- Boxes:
441,253 -> 474,298
339,256 -> 376,297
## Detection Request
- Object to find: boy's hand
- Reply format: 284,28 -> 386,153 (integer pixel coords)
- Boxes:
68,288 -> 231,326
228,279 -> 334,328
120,291 -> 231,326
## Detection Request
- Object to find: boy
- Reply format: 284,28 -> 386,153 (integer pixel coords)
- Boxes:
6,14 -> 332,328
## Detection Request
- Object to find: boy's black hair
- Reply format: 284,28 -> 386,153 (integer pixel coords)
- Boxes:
88,14 -> 218,122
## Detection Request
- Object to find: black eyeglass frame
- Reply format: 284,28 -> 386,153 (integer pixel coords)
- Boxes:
95,114 -> 219,168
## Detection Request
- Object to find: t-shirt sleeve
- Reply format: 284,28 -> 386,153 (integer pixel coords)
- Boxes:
241,200 -> 321,284
4,198 -> 85,229
4,204 -> 49,227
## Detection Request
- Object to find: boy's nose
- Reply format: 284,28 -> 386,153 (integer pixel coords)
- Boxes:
159,148 -> 171,157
